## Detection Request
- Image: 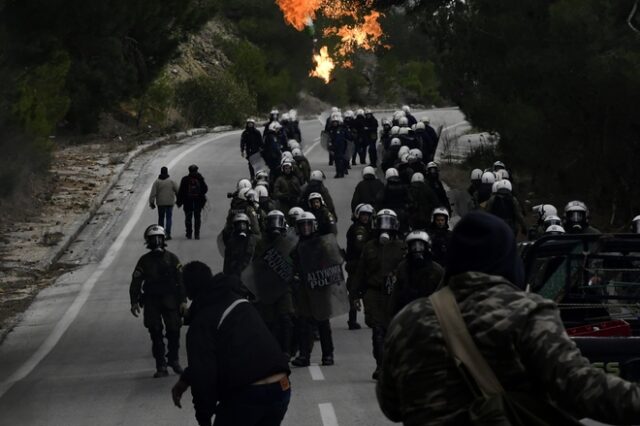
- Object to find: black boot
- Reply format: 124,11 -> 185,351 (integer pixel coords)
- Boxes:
154,365 -> 169,378
292,317 -> 312,366
372,326 -> 386,379
318,320 -> 334,366
168,360 -> 183,375
348,308 -> 361,330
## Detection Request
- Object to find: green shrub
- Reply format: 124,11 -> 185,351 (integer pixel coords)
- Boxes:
175,73 -> 256,127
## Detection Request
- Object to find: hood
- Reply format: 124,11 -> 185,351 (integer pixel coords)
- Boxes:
444,211 -> 524,288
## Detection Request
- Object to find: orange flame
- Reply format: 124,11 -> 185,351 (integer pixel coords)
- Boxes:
275,0 -> 323,31
310,46 -> 335,83
275,0 -> 387,83
324,10 -> 385,57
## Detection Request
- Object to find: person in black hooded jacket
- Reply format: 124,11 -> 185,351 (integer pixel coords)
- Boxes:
171,262 -> 291,426
351,166 -> 384,212
177,165 -> 208,240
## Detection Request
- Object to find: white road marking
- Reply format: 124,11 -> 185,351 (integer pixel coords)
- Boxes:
319,402 -> 339,426
304,137 -> 322,156
0,131 -> 241,399
308,364 -> 325,381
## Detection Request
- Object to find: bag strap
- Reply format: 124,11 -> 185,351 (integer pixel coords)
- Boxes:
430,287 -> 504,396
217,298 -> 249,330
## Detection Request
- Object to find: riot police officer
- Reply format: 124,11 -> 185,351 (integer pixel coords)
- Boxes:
291,212 -> 337,367
389,230 -> 444,316
428,207 -> 452,265
345,203 -> 374,330
307,192 -> 337,235
223,213 -> 259,281
273,160 -> 302,214
425,162 -> 451,212
129,225 -> 186,378
351,166 -> 384,213
563,201 -> 601,234
354,209 -> 405,380
240,118 -> 264,180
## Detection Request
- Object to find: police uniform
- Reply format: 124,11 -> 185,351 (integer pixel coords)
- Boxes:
273,173 -> 302,214
310,206 -> 337,236
345,221 -> 373,327
388,259 -> 444,316
354,238 -> 405,373
223,233 -> 258,279
129,249 -> 185,372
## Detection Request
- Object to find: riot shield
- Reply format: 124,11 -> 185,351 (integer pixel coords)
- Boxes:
216,230 -> 226,257
249,152 -> 267,174
320,130 -> 331,151
295,234 -> 348,321
345,139 -> 355,160
242,235 -> 297,304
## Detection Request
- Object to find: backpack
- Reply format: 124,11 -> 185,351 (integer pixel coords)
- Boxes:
489,194 -> 515,223
187,176 -> 202,198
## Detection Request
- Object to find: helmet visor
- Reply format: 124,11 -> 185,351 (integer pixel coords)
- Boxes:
267,215 -> 286,231
408,240 -> 427,254
297,220 -> 314,236
567,211 -> 585,225
377,215 -> 398,231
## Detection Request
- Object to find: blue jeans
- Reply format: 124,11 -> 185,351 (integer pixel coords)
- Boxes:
158,206 -> 173,236
212,379 -> 291,426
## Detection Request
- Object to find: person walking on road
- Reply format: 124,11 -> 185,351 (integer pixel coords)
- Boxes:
240,118 -> 264,180
149,166 -> 178,240
378,212 -> 640,425
171,261 -> 291,426
130,225 -> 187,378
177,164 -> 208,240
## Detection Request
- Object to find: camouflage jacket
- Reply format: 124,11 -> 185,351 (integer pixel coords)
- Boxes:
377,271 -> 640,426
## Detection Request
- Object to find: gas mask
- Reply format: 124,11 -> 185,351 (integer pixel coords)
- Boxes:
566,211 -> 586,232
408,240 -> 430,265
147,235 -> 164,251
234,221 -> 249,238
379,232 -> 391,245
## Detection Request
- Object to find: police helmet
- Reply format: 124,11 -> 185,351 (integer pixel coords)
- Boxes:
431,207 -> 450,224
543,215 -> 563,228
426,161 -> 439,173
496,169 -> 510,181
144,224 -> 166,249
533,204 -> 558,221
281,113 -> 290,122
545,225 -> 566,235
390,137 -> 401,147
471,169 -> 483,181
385,168 -> 400,180
308,192 -> 324,207
296,211 -> 317,237
266,210 -> 287,232
237,178 -> 252,191
411,172 -> 425,183
405,230 -> 431,257
291,148 -> 302,158
288,139 -> 299,150
398,127 -> 410,135
375,209 -> 399,231
409,148 -> 423,160
390,126 -> 400,135
398,146 -> 410,158
288,206 -> 304,223
481,171 -> 496,184
564,200 -> 589,230
495,180 -> 512,194
402,105 -> 411,113
415,122 -> 426,130
232,213 -> 251,234
356,109 -> 365,117
362,166 -> 376,178
421,116 -> 431,124
281,160 -> 293,172
355,203 -> 374,218
268,121 -> 281,132
310,170 -> 325,182
398,117 -> 409,127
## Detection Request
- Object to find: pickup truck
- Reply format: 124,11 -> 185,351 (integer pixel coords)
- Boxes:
522,234 -> 640,381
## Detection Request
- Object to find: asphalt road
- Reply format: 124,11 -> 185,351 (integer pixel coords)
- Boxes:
0,108 -> 468,426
